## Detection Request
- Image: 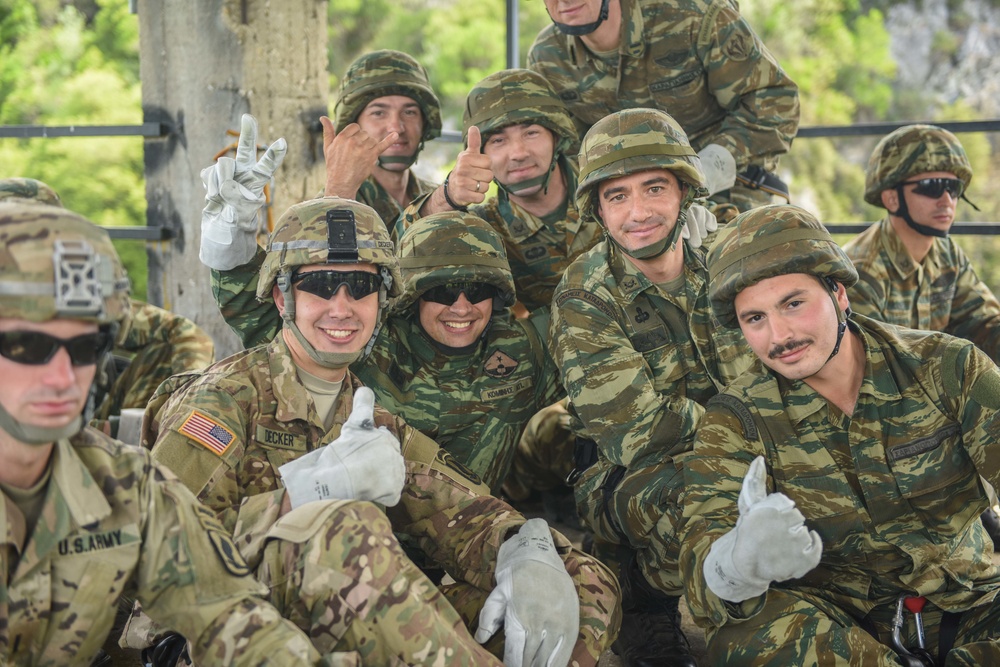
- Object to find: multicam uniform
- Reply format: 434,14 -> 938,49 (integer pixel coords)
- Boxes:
528,0 -> 799,210
146,336 -> 619,665
682,315 -> 1000,665
549,238 -> 750,592
1,430 -> 321,667
0,201 -> 319,666
94,299 -> 215,422
845,221 -> 1000,362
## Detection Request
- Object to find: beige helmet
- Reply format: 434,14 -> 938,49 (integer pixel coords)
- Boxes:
577,108 -> 709,259
259,197 -> 399,368
395,211 -> 516,313
0,177 -> 63,207
0,201 -> 131,443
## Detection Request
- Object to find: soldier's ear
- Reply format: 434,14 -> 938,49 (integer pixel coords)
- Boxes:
273,284 -> 287,315
881,188 -> 898,211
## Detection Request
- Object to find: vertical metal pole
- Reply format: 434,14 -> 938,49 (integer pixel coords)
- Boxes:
506,0 -> 520,69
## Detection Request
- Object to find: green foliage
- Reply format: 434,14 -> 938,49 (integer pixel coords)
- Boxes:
0,0 -> 146,299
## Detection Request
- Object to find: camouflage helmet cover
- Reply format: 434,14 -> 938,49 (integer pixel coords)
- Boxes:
707,204 -> 858,329
0,178 -> 63,207
257,197 -> 401,300
462,68 -> 579,156
333,49 -> 442,143
0,201 -> 131,325
576,108 -> 709,222
395,211 -> 516,312
864,124 -> 973,207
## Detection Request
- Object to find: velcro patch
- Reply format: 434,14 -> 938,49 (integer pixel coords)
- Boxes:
255,425 -> 305,450
481,378 -> 532,402
484,349 -> 519,378
193,504 -> 251,577
888,423 -> 961,462
180,411 -> 236,456
435,449 -> 483,487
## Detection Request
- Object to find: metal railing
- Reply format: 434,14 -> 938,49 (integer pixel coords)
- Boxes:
2,119 -> 999,240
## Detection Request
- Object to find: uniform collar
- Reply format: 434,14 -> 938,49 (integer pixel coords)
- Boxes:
879,217 -> 944,279
565,0 -> 645,65
268,334 -> 327,429
610,241 -> 703,302
497,156 -> 582,242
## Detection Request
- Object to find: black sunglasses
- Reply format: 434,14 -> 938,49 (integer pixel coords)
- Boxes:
421,282 -> 500,305
0,330 -> 113,366
901,177 -> 965,200
292,270 -> 384,300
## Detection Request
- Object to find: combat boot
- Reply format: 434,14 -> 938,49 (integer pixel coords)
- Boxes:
612,555 -> 698,667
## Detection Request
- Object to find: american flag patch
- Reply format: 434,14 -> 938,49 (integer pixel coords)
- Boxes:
180,411 -> 236,456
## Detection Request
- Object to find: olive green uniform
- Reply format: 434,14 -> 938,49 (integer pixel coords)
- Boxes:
549,237 -> 752,593
682,315 -> 1000,665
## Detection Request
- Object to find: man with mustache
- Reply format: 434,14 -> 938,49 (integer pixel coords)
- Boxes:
682,203 -> 1000,665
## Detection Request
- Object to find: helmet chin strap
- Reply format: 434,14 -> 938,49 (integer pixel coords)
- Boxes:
550,0 -> 611,35
890,186 -> 948,239
821,277 -> 849,363
376,140 -> 424,170
495,146 -> 564,199
279,270 -> 389,370
0,402 -> 81,446
605,187 -> 694,261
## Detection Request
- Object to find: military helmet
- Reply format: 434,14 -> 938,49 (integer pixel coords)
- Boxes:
258,197 -> 401,300
395,211 -> 516,312
0,178 -> 63,207
333,49 -> 442,143
463,68 -> 579,156
0,201 -> 131,326
864,124 -> 973,207
576,108 -> 709,223
707,204 -> 858,329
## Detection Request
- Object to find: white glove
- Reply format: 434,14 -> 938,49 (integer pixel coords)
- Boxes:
681,203 -> 719,249
278,387 -> 406,509
199,113 -> 287,270
475,519 -> 579,667
697,143 -> 737,196
704,456 -> 822,603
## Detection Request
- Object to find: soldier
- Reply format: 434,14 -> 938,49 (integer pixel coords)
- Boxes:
0,201 -> 322,666
147,197 -> 621,666
548,107 -> 753,666
0,177 -> 215,437
528,0 -> 800,211
845,124 -> 1000,549
683,203 -> 1000,665
399,68 -> 602,313
199,49 -> 440,273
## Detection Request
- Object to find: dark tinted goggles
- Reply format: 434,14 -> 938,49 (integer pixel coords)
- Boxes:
292,270 -> 384,300
901,177 -> 965,200
0,330 -> 113,366
421,282 -> 500,305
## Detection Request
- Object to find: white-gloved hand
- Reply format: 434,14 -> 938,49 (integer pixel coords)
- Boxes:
681,203 -> 719,249
278,387 -> 406,509
199,113 -> 287,270
697,143 -> 737,196
703,456 -> 822,603
475,518 -> 579,667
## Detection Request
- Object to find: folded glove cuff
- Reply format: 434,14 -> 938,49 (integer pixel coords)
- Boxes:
703,529 -> 769,603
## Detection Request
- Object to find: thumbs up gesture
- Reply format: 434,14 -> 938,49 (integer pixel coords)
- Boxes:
703,456 -> 822,602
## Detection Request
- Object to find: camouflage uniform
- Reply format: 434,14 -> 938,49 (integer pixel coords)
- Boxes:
333,50 -> 442,226
208,214 -> 564,494
159,198 -> 620,664
682,204 -> 1000,665
147,335 -> 619,665
0,202 -> 320,666
551,109 -> 753,664
528,0 -> 799,210
94,299 -> 215,422
398,69 -> 603,312
845,124 -> 1000,364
